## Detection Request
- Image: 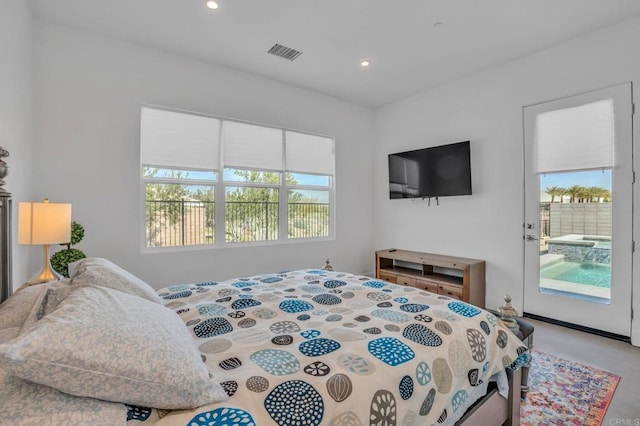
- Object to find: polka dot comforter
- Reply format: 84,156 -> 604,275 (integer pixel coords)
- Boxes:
127,269 -> 528,426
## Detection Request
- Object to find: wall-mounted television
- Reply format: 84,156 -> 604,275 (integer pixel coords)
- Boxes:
388,141 -> 472,199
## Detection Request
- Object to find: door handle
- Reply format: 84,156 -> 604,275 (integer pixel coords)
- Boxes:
525,235 -> 539,242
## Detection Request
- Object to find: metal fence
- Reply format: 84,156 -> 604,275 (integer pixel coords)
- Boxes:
225,201 -> 279,242
146,199 -> 214,247
289,202 -> 330,239
146,199 -> 329,246
539,202 -> 550,237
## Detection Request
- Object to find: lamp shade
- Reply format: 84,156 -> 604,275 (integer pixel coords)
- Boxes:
18,201 -> 72,245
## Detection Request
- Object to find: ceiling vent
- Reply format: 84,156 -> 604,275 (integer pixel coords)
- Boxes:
267,43 -> 302,61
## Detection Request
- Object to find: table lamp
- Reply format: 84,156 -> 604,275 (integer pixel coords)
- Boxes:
18,199 -> 72,285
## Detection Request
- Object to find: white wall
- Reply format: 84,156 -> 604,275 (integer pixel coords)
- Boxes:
0,0 -> 34,291
28,12 -> 640,343
32,22 -> 374,287
374,17 -> 640,344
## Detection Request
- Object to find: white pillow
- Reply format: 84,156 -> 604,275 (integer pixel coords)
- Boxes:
18,280 -> 76,335
0,284 -> 228,409
69,257 -> 162,304
0,284 -> 50,329
0,368 -> 126,426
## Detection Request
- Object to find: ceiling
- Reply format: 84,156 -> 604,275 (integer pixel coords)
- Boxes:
28,0 -> 640,108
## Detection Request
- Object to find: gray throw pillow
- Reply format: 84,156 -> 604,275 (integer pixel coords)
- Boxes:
69,257 -> 162,304
0,284 -> 228,409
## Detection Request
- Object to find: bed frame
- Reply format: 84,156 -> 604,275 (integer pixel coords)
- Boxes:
457,367 -> 521,426
0,147 -> 11,304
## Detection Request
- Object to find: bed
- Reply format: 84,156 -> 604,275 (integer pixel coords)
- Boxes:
0,258 -> 529,425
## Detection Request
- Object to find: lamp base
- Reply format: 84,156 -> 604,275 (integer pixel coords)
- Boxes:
26,268 -> 61,286
25,244 -> 62,286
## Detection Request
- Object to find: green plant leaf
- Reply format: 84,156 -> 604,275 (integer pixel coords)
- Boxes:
70,222 -> 85,245
59,221 -> 85,247
51,248 -> 86,278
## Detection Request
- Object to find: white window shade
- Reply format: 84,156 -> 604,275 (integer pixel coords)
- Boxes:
535,99 -> 614,173
223,121 -> 284,171
285,131 -> 334,175
141,107 -> 220,170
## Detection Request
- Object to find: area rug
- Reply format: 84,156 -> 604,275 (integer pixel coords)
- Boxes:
521,350 -> 620,426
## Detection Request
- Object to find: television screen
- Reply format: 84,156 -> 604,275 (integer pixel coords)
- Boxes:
388,141 -> 472,199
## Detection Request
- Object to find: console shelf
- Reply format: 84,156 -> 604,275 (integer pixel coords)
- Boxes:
375,249 -> 485,308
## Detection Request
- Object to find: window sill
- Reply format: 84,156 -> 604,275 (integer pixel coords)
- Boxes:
141,236 -> 335,254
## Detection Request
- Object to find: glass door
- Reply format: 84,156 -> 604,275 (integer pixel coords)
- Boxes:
523,83 -> 633,337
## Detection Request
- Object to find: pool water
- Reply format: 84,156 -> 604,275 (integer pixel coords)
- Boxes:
540,261 -> 611,288
583,238 -> 612,248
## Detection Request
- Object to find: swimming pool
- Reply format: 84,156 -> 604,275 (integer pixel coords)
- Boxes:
540,261 -> 611,288
583,238 -> 611,248
547,234 -> 611,264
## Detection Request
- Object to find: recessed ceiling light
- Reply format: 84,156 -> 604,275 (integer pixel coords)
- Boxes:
360,61 -> 370,68
206,1 -> 219,10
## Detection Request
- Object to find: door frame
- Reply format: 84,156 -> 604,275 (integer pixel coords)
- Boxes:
522,82 -> 634,337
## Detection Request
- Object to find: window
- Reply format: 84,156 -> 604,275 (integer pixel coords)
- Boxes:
143,168 -> 216,247
140,106 -> 334,249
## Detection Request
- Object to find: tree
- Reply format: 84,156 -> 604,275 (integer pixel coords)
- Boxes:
566,185 -> 583,203
144,169 -> 191,206
545,186 -> 564,203
193,186 -> 215,229
224,170 -> 329,241
589,186 -> 611,202
546,185 -> 611,204
144,168 -> 214,246
145,169 -> 190,228
145,168 -> 328,245
225,170 -> 304,242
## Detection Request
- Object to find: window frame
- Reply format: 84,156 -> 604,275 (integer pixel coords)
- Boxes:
286,175 -> 333,241
222,171 -> 281,244
141,168 -> 218,250
140,105 -> 335,252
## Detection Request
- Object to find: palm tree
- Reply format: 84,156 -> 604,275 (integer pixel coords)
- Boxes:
566,185 -> 582,203
545,186 -> 564,203
594,187 -> 611,202
558,187 -> 568,203
586,186 -> 600,203
577,187 -> 590,203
